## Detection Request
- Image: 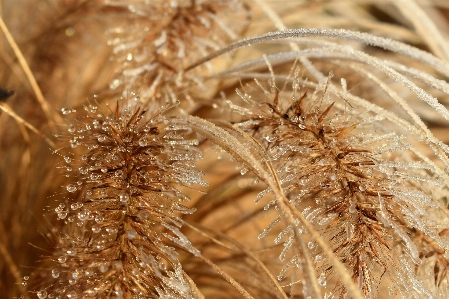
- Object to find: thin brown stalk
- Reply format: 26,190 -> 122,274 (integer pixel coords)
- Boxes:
0,16 -> 58,132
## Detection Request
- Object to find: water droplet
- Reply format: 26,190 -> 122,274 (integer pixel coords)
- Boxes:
58,255 -> 67,263
120,192 -> 129,203
159,260 -> 167,271
66,184 -> 77,192
307,241 -> 315,249
61,108 -> 75,115
37,290 -> 48,298
265,135 -> 278,142
92,224 -> 101,233
315,254 -> 323,262
66,291 -> 77,299
127,228 -> 136,239
64,156 -> 72,164
67,125 -> 75,133
101,167 -> 108,173
72,270 -> 82,280
57,212 -> 68,219
114,261 -> 123,269
139,137 -> 148,147
94,213 -> 104,223
99,264 -> 109,273
77,211 -> 88,221
138,210 -> 149,220
358,185 -> 366,192
318,272 -> 327,286
106,227 -> 118,235
52,268 -> 60,278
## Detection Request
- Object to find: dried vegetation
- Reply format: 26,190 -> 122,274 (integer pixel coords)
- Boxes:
2,1 -> 449,298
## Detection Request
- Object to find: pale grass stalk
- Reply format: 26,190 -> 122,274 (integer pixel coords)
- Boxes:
0,103 -> 56,148
0,16 -> 58,132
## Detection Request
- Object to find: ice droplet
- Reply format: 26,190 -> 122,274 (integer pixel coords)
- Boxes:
52,268 -> 60,278
66,184 -> 77,192
92,224 -> 101,233
127,228 -> 137,239
318,272 -> 327,286
67,125 -> 75,133
265,135 -> 278,142
58,256 -> 67,263
37,290 -> 47,298
61,108 -> 75,115
99,264 -> 109,273
139,137 -> 148,147
120,192 -> 129,203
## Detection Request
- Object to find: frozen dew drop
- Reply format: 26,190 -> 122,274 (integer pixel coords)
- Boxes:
66,184 -> 77,192
94,213 -> 104,223
61,108 -> 74,115
58,256 -> 67,263
67,125 -> 75,133
358,185 -> 366,192
138,210 -> 149,220
99,264 -> 109,273
101,167 -> 108,173
318,273 -> 327,286
127,228 -> 137,239
114,261 -> 123,269
64,156 -> 72,164
57,212 -> 68,220
37,290 -> 48,299
307,241 -> 315,249
139,137 -> 148,147
52,268 -> 60,278
265,135 -> 278,142
92,224 -> 101,233
66,291 -> 77,299
77,211 -> 88,221
315,254 -> 323,262
120,192 -> 129,203
159,260 -> 167,271
72,270 -> 82,280
105,227 -> 118,235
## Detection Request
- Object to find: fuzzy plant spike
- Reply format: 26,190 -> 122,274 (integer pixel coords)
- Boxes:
225,65 -> 449,298
31,97 -> 207,299
105,0 -> 250,95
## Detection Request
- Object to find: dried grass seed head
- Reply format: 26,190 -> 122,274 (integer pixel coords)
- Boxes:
106,0 -> 251,94
226,68 -> 449,298
31,97 -> 206,298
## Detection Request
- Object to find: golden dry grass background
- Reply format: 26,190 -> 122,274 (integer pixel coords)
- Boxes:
2,0 -> 449,298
